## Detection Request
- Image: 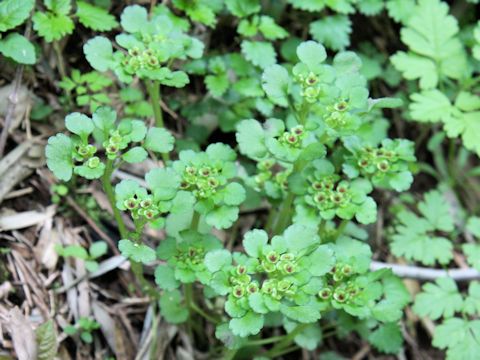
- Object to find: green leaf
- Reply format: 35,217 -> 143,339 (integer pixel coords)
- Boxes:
155,264 -> 180,290
236,119 -> 268,159
225,0 -> 260,17
205,73 -> 229,97
391,0 -> 467,89
280,303 -> 321,323
391,230 -> 452,266
261,65 -> 290,107
36,320 -> 58,360
283,224 -> 319,252
46,133 -> 74,181
297,41 -> 327,68
65,112 -> 94,139
56,245 -> 89,260
0,0 -> 35,32
467,216 -> 480,238
369,323 -> 403,354
0,33 -> 36,65
204,249 -> 231,272
118,239 -> 156,264
433,318 -> 480,360
92,106 -> 116,136
444,110 -> 480,157
74,162 -> 106,180
284,320 -> 322,351
84,36 -> 114,72
122,147 -> 148,163
45,0 -> 71,14
413,277 -> 463,320
258,16 -> 288,40
418,190 -> 454,232
409,90 -> 453,122
463,282 -> 480,315
308,245 -> 335,276
120,5 -> 148,33
89,241 -> 107,259
144,127 -> 175,153
390,189 -> 455,265
309,15 -> 352,51
33,12 -> 74,42
145,168 -> 180,201
76,1 -> 118,31
386,0 -> 416,23
159,290 -> 189,324
357,0 -> 384,15
243,229 -> 268,258
205,206 -> 239,229
463,244 -> 480,272
222,183 -> 246,206
115,179 -> 144,210
229,312 -> 264,337
241,41 -> 276,69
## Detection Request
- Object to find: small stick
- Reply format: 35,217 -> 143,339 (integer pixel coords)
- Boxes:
0,66 -> 25,157
371,261 -> 480,281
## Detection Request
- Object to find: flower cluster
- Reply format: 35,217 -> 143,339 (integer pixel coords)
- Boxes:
343,137 -> 416,191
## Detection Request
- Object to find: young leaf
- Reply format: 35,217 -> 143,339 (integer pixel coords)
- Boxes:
229,312 -> 264,337
118,239 -> 156,264
243,229 -> 268,258
241,41 -> 276,69
261,65 -> 290,107
155,264 -> 180,290
432,318 -> 480,360
413,277 -> 463,320
159,290 -> 189,324
65,113 -> 94,139
33,11 -> 74,42
368,323 -> 403,354
122,147 -> 148,163
144,127 -> 175,153
76,1 -> 118,31
296,41 -> 327,68
0,0 -> 35,32
391,0 -> 467,89
0,33 -> 36,65
84,36 -> 114,72
309,15 -> 352,51
89,241 -> 107,259
204,249 -> 232,272
120,5 -> 148,33
46,133 -> 74,181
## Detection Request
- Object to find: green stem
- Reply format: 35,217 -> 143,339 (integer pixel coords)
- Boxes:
265,345 -> 299,359
332,219 -> 349,241
145,80 -> 170,163
264,323 -> 308,358
191,211 -> 201,231
223,348 -> 238,360
101,159 -> 128,239
53,41 -> 67,80
190,301 -> 219,324
272,192 -> 295,235
245,335 -> 285,347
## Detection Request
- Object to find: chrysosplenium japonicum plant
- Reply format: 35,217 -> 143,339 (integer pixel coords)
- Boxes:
46,23 -> 416,357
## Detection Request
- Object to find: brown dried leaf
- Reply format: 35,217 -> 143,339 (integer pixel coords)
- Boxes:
3,307 -> 37,360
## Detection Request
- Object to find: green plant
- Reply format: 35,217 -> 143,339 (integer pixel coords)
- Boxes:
0,0 -> 36,64
58,69 -> 113,112
64,317 -> 100,343
46,27 -> 417,356
83,4 -> 203,134
55,241 -> 108,272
